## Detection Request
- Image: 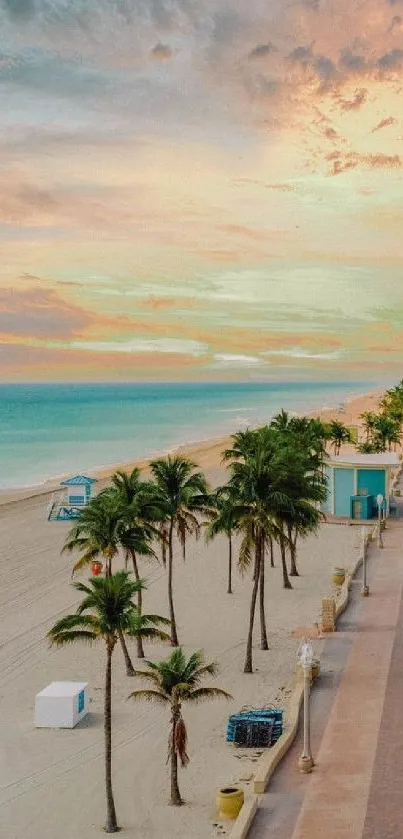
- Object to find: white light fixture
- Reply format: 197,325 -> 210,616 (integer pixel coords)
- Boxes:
299,641 -> 314,667
376,494 -> 384,549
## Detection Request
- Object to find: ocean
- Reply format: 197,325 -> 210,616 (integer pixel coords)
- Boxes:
0,380 -> 373,490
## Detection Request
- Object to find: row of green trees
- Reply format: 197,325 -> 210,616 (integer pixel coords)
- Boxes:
49,573 -> 229,832
359,381 -> 403,453
49,411 -> 330,832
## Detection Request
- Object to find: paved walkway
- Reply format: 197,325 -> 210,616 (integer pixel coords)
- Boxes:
250,509 -> 403,839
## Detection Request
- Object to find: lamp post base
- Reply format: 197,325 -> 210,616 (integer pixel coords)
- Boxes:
361,585 -> 370,597
298,754 -> 314,773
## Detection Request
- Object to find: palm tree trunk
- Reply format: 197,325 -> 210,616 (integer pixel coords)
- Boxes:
168,521 -> 179,646
279,533 -> 292,589
269,535 -> 275,568
244,549 -> 261,673
161,524 -> 167,567
130,550 -> 144,658
227,534 -> 233,594
170,710 -> 183,806
287,524 -> 299,576
118,628 -> 135,676
104,643 -> 119,833
259,537 -> 269,650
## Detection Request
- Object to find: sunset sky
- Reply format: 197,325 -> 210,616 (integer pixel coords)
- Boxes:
1,0 -> 403,382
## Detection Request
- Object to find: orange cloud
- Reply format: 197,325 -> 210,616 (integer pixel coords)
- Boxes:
326,150 -> 402,175
372,116 -> 397,132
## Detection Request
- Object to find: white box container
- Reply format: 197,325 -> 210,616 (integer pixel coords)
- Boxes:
35,681 -> 88,728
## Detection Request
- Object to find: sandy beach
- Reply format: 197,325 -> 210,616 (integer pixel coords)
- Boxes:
0,389 -> 379,837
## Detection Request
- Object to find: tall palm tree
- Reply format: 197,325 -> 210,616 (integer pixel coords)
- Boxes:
104,469 -> 161,658
148,456 -> 210,646
129,648 -> 231,806
272,446 -> 327,577
63,495 -> 137,675
226,439 -> 290,671
205,486 -> 237,594
48,572 -> 170,833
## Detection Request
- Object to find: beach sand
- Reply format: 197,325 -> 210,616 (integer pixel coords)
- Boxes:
0,390 -> 379,837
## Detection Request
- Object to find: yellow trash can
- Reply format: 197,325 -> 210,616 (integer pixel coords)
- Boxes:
216,787 -> 244,820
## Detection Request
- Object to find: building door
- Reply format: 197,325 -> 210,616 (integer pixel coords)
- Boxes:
334,468 -> 355,517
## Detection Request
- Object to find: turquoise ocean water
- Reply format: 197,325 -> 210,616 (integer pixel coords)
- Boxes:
0,381 -> 374,490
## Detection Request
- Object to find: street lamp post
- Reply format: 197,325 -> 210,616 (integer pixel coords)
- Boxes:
361,525 -> 369,597
376,494 -> 384,549
298,640 -> 314,773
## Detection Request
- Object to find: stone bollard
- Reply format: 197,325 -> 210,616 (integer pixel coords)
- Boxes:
321,597 -> 336,632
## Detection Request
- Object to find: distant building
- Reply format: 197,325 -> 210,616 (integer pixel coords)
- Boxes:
322,453 -> 399,520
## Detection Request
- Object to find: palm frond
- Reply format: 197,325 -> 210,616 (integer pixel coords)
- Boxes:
187,687 -> 232,703
48,629 -> 96,647
128,689 -> 168,704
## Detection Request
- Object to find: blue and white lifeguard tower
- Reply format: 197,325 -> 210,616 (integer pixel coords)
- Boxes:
47,475 -> 98,521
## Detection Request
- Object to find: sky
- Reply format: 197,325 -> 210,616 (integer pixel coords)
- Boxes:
1,0 -> 403,383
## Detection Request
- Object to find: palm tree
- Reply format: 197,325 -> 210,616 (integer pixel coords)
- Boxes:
373,413 -> 401,452
104,469 -> 161,658
129,648 -> 231,806
64,495 -> 121,576
226,437 -> 290,670
222,428 -> 258,463
205,486 -> 237,594
271,409 -> 291,433
328,420 -> 352,456
272,446 -> 327,577
63,495 -> 139,675
48,572 -> 170,833
360,411 -> 378,445
148,456 -> 210,646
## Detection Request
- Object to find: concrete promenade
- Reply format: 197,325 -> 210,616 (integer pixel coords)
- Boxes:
250,509 -> 403,839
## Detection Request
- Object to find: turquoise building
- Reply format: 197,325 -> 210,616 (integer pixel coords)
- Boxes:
322,454 -> 399,520
47,475 -> 98,521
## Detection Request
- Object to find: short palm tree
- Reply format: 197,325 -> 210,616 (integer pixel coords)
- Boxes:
129,648 -> 231,806
64,495 -> 121,576
48,572 -> 170,833
148,456 -> 210,646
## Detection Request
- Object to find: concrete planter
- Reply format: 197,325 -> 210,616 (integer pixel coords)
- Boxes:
296,659 -> 320,683
332,568 -> 346,586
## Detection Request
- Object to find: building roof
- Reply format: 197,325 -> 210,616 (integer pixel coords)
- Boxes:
60,475 -> 98,486
36,681 -> 88,698
327,453 -> 400,468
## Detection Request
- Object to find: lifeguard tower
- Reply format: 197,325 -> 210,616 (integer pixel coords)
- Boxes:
47,475 -> 98,521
